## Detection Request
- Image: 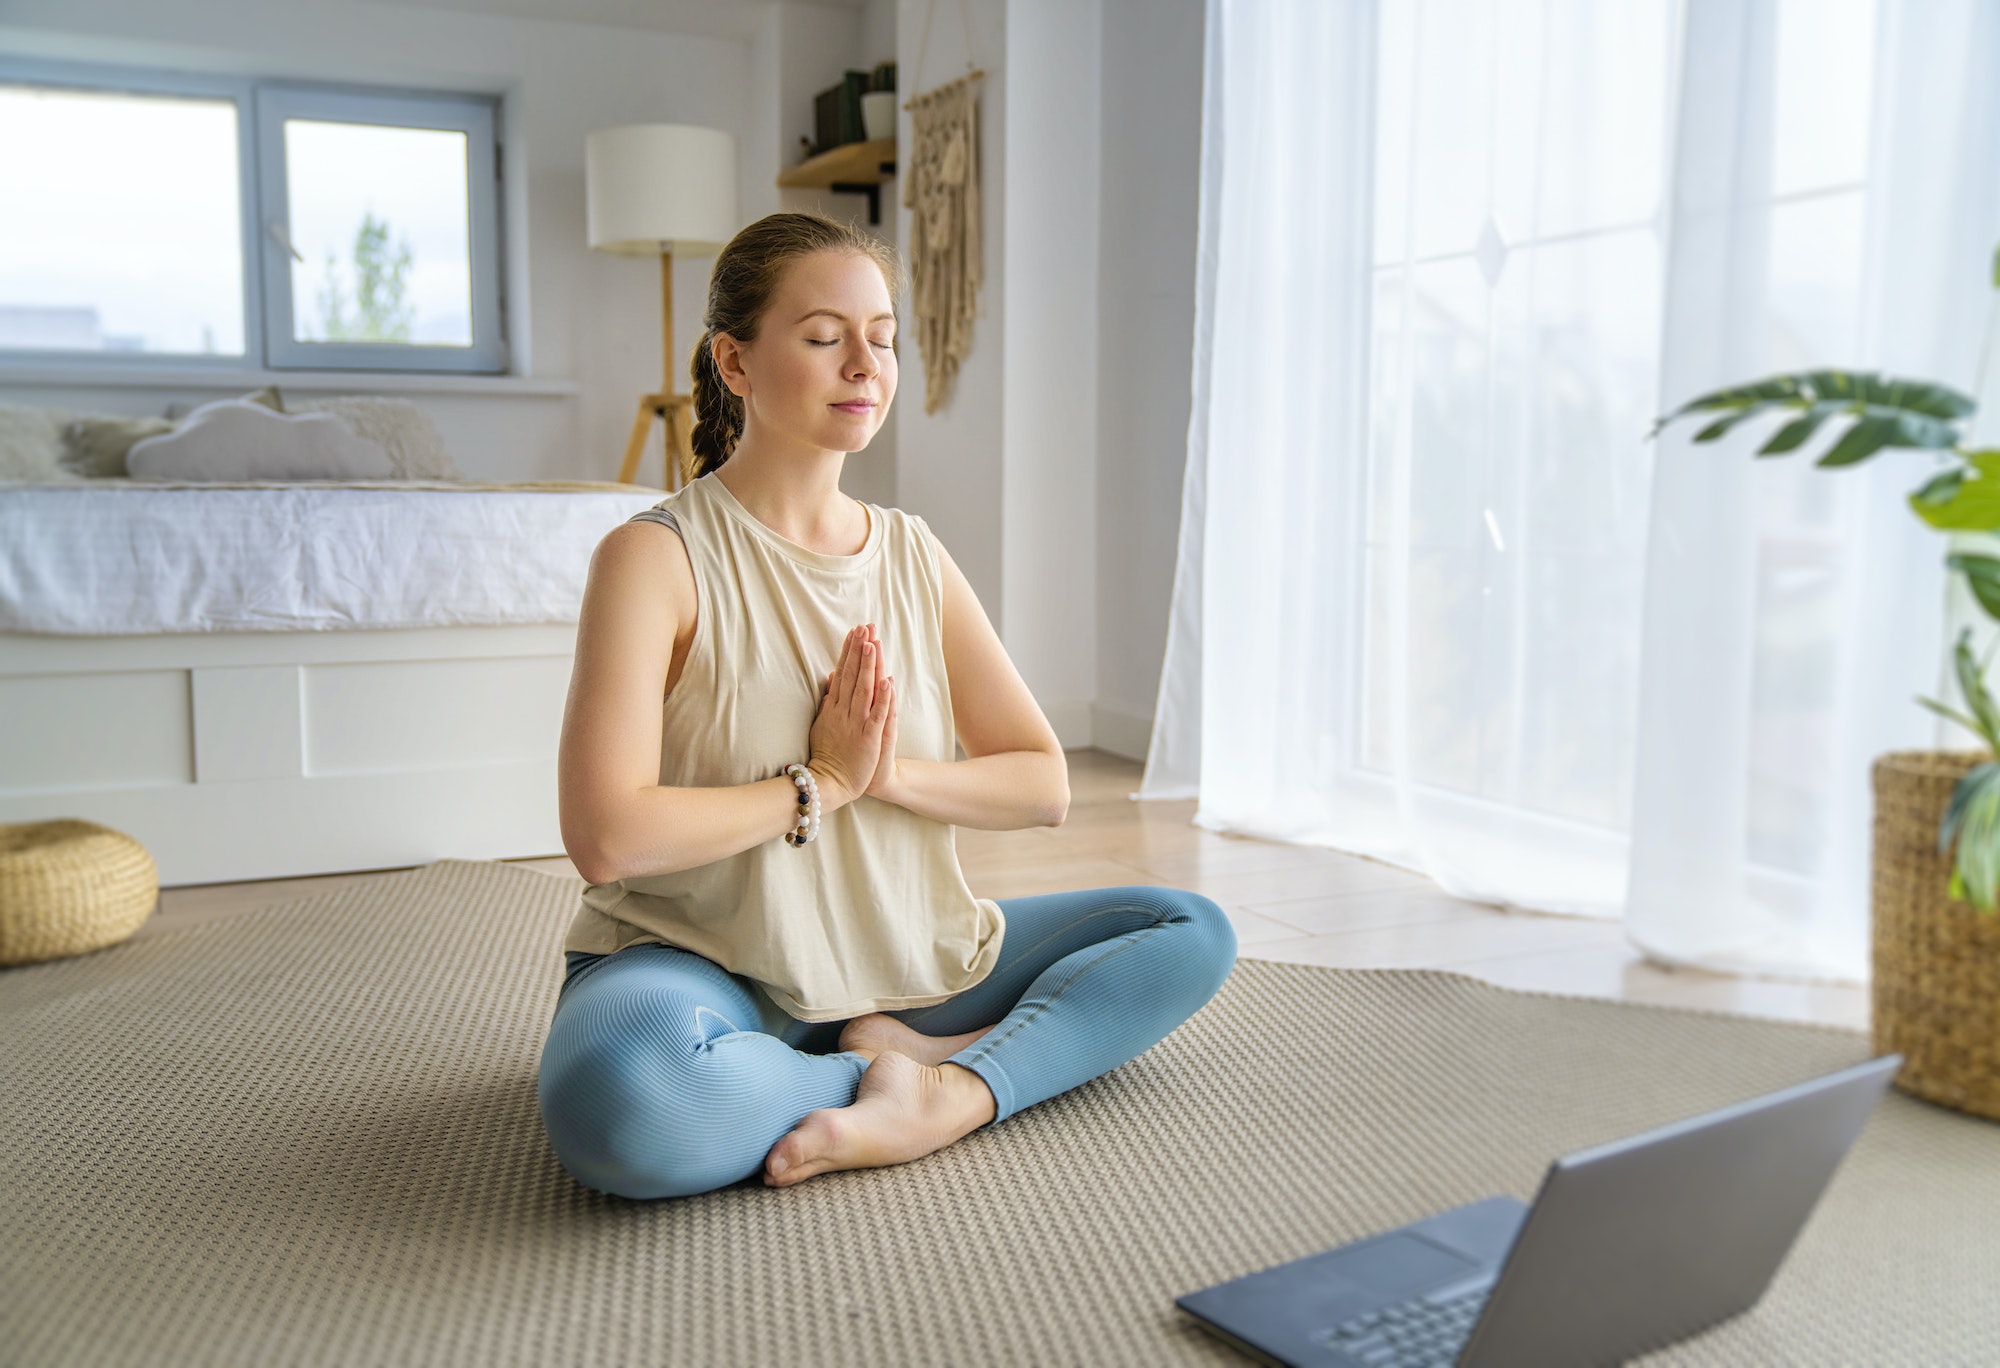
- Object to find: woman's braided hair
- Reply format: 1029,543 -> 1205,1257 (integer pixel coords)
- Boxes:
686,212 -> 903,483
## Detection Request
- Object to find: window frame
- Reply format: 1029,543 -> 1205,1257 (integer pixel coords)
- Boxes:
0,56 -> 507,376
0,56 -> 264,373
254,83 -> 505,373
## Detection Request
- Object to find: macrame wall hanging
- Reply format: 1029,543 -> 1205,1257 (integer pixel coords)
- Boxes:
902,1 -> 985,414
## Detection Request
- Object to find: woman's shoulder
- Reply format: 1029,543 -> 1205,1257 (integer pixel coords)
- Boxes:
593,499 -> 698,624
872,502 -> 939,558
867,505 -> 948,615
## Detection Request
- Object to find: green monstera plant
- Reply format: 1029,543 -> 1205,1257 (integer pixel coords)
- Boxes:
1653,311 -> 2000,911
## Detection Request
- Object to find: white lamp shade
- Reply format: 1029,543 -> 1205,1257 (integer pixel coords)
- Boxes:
586,124 -> 739,256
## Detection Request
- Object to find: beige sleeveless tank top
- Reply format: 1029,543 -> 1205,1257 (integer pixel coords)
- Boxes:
561,470 -> 1007,1022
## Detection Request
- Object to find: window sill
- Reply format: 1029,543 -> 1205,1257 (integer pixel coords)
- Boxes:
0,363 -> 579,398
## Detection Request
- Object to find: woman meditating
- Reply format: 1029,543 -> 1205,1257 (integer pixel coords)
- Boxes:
537,211 -> 1237,1200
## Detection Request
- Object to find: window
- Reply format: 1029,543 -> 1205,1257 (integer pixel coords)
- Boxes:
257,86 -> 502,370
1363,0 -> 1679,830
0,71 -> 249,359
0,58 -> 506,374
1360,0 -> 1878,865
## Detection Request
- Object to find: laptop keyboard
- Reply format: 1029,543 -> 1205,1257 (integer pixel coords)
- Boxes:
1307,1283 -> 1489,1366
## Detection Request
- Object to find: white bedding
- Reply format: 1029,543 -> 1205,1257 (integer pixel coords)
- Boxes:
0,477 -> 668,634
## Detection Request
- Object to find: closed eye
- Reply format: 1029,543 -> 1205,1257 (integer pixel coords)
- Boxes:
811,339 -> 895,349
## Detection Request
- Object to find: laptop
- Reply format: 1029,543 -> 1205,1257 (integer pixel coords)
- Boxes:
1176,1054 -> 1901,1367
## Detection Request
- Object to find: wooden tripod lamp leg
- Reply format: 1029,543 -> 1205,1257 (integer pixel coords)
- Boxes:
614,247 -> 691,489
662,398 -> 688,491
619,402 -> 654,485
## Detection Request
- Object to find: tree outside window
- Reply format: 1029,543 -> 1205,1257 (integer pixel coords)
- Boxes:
314,210 -> 414,342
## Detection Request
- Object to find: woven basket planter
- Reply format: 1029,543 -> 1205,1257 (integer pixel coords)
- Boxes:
1871,750 -> 2000,1121
0,819 -> 157,967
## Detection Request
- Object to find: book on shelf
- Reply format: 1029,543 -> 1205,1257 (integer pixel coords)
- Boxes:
813,84 -> 843,156
841,70 -> 870,144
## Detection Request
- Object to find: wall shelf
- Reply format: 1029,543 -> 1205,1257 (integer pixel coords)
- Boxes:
777,137 -> 897,223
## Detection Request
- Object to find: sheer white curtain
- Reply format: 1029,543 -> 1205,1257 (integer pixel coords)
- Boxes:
1143,0 -> 2000,982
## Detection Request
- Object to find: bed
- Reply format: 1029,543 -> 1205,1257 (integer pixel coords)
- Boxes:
0,475 -> 667,886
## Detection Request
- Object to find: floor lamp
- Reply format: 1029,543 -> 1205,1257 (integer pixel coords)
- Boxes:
585,124 -> 738,489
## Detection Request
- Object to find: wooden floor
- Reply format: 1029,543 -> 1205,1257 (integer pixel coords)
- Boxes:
150,749 -> 1869,1032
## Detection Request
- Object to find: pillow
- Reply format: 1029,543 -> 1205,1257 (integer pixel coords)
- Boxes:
61,390 -> 282,478
288,396 -> 461,480
162,387 -> 284,424
126,399 -> 395,481
59,415 -> 176,478
0,403 -> 81,482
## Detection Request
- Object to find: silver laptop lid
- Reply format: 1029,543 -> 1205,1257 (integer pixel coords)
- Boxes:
1456,1054 -> 1900,1368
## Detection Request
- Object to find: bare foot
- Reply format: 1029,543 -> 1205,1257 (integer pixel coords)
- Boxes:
763,1050 -> 997,1187
837,1011 -> 994,1067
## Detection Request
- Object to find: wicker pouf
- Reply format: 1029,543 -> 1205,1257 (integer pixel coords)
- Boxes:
1871,751 -> 2000,1121
0,819 -> 158,968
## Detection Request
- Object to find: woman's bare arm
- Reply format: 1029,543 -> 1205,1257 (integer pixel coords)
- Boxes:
558,522 -> 885,886
866,531 -> 1069,830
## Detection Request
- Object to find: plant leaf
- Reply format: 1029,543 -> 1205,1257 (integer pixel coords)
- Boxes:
1910,451 -> 2000,530
1917,692 -> 1989,740
1654,375 -> 1814,421
1945,762 -> 2000,912
1939,759 -> 1999,848
1817,410 -> 1960,467
1797,369 -> 1974,420
1951,629 -> 2000,752
1948,552 -> 2000,623
1814,414 -> 1902,467
1652,370 -> 1973,458
1913,466 -> 1967,511
1692,402 -> 1781,443
1756,400 -> 1848,455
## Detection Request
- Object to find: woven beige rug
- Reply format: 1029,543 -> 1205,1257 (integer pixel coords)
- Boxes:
2,859 -> 1995,1367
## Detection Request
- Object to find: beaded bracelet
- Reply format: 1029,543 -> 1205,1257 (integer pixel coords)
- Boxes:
783,763 -> 821,847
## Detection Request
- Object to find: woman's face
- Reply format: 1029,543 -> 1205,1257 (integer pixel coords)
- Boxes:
720,249 -> 898,456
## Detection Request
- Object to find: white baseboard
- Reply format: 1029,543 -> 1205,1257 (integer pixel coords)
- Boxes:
1088,702 -> 1152,762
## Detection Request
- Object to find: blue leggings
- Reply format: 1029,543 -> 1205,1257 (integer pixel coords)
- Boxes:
537,884 -> 1238,1199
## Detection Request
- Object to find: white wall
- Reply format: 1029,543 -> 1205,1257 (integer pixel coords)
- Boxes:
888,0 -> 1199,757
0,0 -> 807,487
857,0 -> 897,75
892,0 -> 1009,627
1093,0 -> 1204,758
1003,0 -> 1101,745
884,0 -> 1110,749
756,0 -> 901,509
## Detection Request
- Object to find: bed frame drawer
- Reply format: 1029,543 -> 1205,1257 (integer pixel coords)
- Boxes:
0,624 -> 579,886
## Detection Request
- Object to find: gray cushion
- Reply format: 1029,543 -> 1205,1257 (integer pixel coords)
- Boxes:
288,396 -> 462,480
0,403 -> 82,482
59,415 -> 176,478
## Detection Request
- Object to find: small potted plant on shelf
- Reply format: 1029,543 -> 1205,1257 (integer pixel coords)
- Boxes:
1652,251 -> 2000,1121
